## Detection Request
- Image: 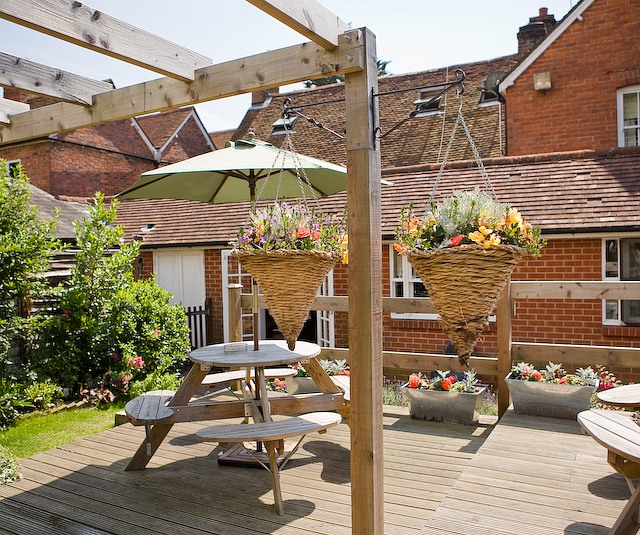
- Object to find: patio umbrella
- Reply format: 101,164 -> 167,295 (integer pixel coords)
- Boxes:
118,136 -> 349,351
118,137 -> 348,206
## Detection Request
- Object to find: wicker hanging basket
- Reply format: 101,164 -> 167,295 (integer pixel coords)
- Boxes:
407,244 -> 524,366
232,249 -> 338,351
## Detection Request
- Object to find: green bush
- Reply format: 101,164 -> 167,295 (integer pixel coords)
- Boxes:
129,372 -> 183,399
28,194 -> 190,397
23,381 -> 64,410
0,445 -> 21,485
0,379 -> 31,430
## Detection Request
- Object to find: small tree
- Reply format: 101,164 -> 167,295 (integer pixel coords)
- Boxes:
29,193 -> 190,393
0,162 -> 61,358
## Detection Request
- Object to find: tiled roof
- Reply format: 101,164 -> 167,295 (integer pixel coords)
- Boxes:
29,184 -> 89,240
55,119 -> 153,159
233,55 -> 521,169
136,108 -> 194,149
115,148 -> 640,247
209,130 -> 235,150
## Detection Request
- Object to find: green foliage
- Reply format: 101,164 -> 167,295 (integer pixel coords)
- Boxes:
129,372 -> 183,399
28,194 -> 190,395
0,162 -> 62,356
23,381 -> 64,410
0,445 -> 21,484
0,378 -> 30,430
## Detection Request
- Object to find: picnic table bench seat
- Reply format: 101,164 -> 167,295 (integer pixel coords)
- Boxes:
201,367 -> 296,387
124,390 -> 175,426
196,411 -> 342,515
578,409 -> 640,534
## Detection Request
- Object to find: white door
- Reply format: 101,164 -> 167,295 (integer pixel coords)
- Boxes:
154,250 -> 206,347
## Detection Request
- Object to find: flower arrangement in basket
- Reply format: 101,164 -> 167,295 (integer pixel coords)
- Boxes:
231,201 -> 347,350
395,189 -> 545,366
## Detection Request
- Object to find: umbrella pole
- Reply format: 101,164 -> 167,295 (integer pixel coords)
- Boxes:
252,281 -> 259,351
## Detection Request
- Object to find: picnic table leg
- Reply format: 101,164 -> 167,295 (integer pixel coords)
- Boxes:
266,440 -> 285,515
125,363 -> 208,471
610,481 -> 640,535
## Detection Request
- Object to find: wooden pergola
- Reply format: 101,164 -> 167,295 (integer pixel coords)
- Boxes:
0,1 -> 383,533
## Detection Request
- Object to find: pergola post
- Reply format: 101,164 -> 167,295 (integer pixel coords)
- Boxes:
344,28 -> 384,534
497,279 -> 513,417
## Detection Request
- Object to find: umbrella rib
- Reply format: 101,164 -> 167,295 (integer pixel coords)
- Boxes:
118,174 -> 171,197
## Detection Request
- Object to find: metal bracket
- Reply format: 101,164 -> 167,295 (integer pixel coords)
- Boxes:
372,69 -> 466,143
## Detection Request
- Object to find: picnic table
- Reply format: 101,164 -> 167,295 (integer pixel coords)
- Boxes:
123,340 -> 347,513
597,384 -> 640,409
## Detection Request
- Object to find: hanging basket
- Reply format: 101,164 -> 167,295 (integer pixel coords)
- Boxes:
407,244 -> 524,366
232,249 -> 338,351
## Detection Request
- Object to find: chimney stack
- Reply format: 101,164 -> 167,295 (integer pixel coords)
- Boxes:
517,7 -> 557,56
251,88 -> 279,107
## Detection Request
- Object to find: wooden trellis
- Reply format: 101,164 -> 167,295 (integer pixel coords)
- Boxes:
0,1 -> 383,533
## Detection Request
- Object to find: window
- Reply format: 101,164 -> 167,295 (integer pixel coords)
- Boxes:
271,114 -> 298,135
1,159 -> 21,177
618,86 -> 640,147
602,238 -> 640,325
413,87 -> 444,117
389,249 -> 437,320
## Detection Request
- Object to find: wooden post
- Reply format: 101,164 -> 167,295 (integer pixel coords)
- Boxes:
344,28 -> 384,534
228,283 -> 243,343
496,278 -> 513,418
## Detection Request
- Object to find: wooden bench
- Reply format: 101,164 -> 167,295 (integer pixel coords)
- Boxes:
196,411 -> 342,515
201,367 -> 296,387
578,409 -> 640,534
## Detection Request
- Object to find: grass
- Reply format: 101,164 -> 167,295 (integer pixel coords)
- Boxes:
0,402 -> 124,459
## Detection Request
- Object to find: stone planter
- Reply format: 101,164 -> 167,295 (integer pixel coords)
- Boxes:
401,386 -> 486,425
505,373 -> 598,419
286,376 -> 320,395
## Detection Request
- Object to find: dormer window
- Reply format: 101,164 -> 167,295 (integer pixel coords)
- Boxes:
478,72 -> 506,107
271,114 -> 298,135
413,87 -> 444,116
618,85 -> 640,147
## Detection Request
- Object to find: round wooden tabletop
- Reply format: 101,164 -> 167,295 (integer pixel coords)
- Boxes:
189,339 -> 321,368
597,383 -> 640,408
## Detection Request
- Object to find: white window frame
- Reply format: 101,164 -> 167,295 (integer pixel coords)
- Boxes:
413,87 -> 444,117
617,85 -> 640,147
602,237 -> 640,326
389,248 -> 438,321
1,159 -> 21,176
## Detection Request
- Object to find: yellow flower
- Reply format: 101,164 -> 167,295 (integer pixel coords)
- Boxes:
469,231 -> 485,245
479,225 -> 493,236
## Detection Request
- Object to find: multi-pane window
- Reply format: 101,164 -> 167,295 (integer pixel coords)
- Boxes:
603,238 -> 640,325
618,86 -> 640,147
389,250 -> 437,320
413,87 -> 444,117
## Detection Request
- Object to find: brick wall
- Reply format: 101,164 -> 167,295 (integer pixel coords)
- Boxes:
0,141 -> 53,191
205,249 -> 224,343
160,117 -> 213,164
505,0 -> 640,155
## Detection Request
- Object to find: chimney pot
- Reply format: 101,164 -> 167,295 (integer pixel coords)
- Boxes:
539,7 -> 548,18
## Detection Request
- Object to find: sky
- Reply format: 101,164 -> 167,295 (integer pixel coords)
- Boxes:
0,1 -> 577,133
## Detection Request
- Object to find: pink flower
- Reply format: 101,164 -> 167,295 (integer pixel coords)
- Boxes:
128,356 -> 145,369
448,234 -> 464,247
297,227 -> 311,239
112,353 -> 119,361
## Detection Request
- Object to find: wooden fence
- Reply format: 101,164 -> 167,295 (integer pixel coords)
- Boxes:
228,281 -> 640,417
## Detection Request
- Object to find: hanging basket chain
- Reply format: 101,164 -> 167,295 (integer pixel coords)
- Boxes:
429,94 -> 497,206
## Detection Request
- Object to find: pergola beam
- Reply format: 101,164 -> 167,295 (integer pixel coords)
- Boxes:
0,0 -> 212,82
0,52 -> 113,105
0,98 -> 29,124
247,0 -> 350,49
0,33 -> 364,145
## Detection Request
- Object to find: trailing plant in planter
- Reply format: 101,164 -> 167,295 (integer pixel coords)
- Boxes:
402,369 -> 486,425
505,362 -> 601,419
394,189 -> 545,366
231,201 -> 347,351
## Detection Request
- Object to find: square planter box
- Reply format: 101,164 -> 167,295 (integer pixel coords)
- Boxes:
505,373 -> 598,419
401,386 -> 486,425
286,376 -> 321,395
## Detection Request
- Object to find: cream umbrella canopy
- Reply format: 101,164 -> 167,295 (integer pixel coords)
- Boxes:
118,137 -> 347,207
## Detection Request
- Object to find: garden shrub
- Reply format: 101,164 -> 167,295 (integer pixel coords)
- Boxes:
0,445 -> 21,485
29,193 -> 190,398
23,381 -> 64,410
129,371 -> 183,399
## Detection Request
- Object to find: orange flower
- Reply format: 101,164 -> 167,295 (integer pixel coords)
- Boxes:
297,227 -> 311,239
448,234 -> 464,247
408,375 -> 421,388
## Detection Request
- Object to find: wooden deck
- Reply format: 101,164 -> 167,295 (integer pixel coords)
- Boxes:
0,407 -> 635,535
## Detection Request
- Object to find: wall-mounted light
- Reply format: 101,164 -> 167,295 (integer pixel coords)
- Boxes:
533,72 -> 552,92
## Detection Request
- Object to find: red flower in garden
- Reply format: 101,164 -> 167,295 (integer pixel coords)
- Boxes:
532,371 -> 542,381
297,227 -> 311,239
408,375 -> 421,388
441,379 -> 451,390
448,234 -> 464,247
